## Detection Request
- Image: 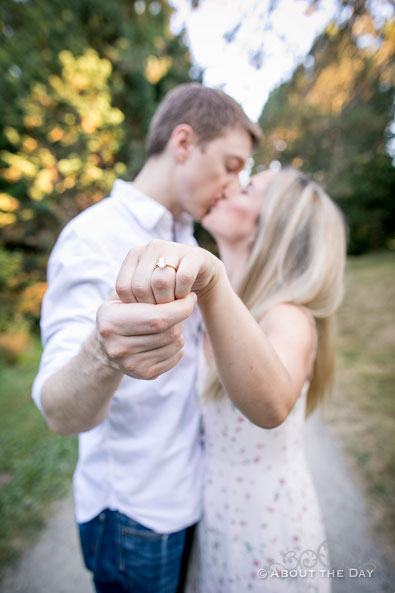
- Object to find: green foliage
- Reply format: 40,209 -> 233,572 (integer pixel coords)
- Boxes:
0,0 -> 193,334
0,339 -> 78,576
257,4 -> 395,253
0,247 -> 24,334
0,248 -> 22,289
0,0 -> 192,243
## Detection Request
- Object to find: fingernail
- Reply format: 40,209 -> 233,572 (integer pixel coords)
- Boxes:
191,292 -> 197,303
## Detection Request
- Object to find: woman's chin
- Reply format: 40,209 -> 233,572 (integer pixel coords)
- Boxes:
201,215 -> 216,235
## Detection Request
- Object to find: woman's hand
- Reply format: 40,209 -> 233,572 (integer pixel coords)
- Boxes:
115,239 -> 224,305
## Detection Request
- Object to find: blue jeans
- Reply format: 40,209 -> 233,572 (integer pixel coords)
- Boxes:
78,509 -> 195,593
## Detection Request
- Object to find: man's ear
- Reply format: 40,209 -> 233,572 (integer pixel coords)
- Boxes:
169,124 -> 197,163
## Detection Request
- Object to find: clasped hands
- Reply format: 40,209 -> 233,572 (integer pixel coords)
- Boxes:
96,240 -> 222,380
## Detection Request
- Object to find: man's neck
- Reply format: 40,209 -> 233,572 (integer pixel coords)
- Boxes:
133,156 -> 182,219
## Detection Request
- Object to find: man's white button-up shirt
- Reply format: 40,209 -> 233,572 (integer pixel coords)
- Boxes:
32,180 -> 203,532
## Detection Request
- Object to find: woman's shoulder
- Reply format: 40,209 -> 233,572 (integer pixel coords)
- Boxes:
260,302 -> 314,333
259,303 -> 316,368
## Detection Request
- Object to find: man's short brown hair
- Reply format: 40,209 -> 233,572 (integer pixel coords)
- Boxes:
146,83 -> 261,157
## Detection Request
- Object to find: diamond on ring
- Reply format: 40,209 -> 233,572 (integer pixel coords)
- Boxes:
153,258 -> 178,272
157,257 -> 167,269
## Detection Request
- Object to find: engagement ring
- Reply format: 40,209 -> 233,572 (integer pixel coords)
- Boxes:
153,257 -> 178,272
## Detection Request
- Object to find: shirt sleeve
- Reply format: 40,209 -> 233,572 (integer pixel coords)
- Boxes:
32,226 -> 117,415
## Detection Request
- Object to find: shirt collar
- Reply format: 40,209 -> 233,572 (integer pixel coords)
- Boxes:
110,179 -> 194,236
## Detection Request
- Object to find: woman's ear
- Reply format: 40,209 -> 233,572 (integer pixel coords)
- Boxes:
169,124 -> 197,163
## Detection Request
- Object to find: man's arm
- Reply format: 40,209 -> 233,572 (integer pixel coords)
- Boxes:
40,293 -> 197,436
41,330 -> 122,436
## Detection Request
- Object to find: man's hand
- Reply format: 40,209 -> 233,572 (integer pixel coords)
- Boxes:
96,291 -> 197,380
96,239 -> 222,382
115,239 -> 222,306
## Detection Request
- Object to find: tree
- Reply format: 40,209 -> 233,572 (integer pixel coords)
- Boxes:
256,2 -> 395,253
0,0 -> 193,336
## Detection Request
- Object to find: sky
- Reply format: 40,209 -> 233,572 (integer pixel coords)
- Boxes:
169,0 -> 340,121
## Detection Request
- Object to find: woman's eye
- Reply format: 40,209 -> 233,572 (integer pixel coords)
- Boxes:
241,182 -> 252,196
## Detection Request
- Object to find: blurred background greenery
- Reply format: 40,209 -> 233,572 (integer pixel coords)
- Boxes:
0,0 -> 394,579
0,0 -> 196,345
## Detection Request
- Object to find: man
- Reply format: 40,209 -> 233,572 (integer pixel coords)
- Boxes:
32,83 -> 260,592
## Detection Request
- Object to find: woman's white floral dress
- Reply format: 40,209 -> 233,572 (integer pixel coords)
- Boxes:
186,374 -> 331,593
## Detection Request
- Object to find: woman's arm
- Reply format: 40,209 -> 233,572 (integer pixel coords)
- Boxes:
199,273 -> 314,427
116,240 -> 315,428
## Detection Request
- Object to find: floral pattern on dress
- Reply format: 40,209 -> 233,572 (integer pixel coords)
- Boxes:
186,374 -> 331,593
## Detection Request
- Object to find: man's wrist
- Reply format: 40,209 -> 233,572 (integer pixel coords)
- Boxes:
84,330 -> 123,378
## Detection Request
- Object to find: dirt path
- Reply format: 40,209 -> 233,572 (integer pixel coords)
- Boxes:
1,413 -> 394,593
0,496 -> 93,593
305,414 -> 394,592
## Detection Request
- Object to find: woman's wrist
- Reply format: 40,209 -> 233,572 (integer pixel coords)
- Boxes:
197,255 -> 230,306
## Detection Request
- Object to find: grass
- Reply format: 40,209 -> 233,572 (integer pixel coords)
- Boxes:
323,251 -> 395,553
0,338 -> 77,579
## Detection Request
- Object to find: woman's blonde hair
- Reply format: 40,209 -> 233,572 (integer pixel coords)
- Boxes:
205,166 -> 347,416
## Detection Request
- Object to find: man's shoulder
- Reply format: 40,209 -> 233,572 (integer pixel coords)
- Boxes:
58,191 -> 141,250
65,195 -> 121,235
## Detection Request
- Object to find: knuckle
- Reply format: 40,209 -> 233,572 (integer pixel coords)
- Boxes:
148,315 -> 168,333
115,279 -> 130,300
151,275 -> 171,291
137,363 -> 156,381
96,313 -> 114,339
106,341 -> 128,360
148,239 -> 164,250
168,324 -> 181,340
176,335 -> 185,349
148,239 -> 165,253
147,371 -> 160,381
177,270 -> 194,286
132,283 -> 148,301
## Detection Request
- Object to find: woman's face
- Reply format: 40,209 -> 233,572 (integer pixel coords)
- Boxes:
202,171 -> 276,244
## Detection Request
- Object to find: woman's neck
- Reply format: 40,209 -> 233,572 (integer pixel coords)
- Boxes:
216,238 -> 251,289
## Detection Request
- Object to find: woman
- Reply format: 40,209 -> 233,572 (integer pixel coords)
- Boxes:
116,167 -> 347,592
184,167 -> 347,593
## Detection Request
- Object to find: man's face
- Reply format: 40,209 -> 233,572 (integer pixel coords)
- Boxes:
174,127 -> 253,221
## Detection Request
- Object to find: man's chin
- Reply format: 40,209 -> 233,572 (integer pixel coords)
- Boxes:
204,201 -> 219,218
